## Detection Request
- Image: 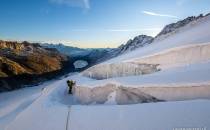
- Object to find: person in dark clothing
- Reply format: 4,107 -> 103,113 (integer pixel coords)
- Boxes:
67,80 -> 76,94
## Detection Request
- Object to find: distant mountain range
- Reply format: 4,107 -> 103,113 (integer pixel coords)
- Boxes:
41,43 -> 116,65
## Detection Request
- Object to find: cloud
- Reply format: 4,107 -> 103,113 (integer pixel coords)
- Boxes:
142,11 -> 178,18
176,0 -> 199,6
67,28 -> 162,32
176,0 -> 192,6
83,0 -> 90,9
50,0 -> 90,9
69,29 -> 88,32
106,28 -> 162,32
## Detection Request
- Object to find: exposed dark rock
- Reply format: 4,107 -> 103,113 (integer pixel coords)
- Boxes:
117,35 -> 154,54
156,14 -> 207,38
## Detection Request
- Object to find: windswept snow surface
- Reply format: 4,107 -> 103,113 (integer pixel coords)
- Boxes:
0,89 -> 40,129
0,82 -> 48,129
69,100 -> 210,130
2,77 -> 71,130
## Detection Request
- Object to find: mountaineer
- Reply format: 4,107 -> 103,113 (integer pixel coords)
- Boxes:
67,80 -> 76,94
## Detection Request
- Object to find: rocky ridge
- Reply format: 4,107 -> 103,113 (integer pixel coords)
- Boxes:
117,35 -> 154,54
156,13 -> 210,39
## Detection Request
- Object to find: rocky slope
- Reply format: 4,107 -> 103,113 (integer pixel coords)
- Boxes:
117,35 -> 154,54
0,40 -> 71,92
155,13 -> 210,39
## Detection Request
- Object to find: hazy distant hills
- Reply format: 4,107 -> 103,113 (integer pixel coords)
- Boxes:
41,43 -> 117,65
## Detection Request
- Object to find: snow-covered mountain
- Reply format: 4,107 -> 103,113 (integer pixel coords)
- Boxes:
1,13 -> 210,130
115,13 -> 210,55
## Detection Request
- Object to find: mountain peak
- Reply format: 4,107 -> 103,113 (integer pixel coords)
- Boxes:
118,35 -> 154,54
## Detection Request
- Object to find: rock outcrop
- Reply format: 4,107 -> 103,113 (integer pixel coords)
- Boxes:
118,35 -> 154,54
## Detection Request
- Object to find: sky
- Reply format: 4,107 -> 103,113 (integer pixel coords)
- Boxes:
0,0 -> 210,48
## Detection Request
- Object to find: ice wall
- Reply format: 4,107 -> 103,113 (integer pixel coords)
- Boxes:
72,84 -> 161,105
72,83 -> 210,105
82,63 -> 159,80
82,43 -> 210,80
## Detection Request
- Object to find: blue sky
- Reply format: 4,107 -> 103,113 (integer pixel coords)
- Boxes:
0,0 -> 210,48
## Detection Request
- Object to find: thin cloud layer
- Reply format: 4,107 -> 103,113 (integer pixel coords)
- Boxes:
176,0 -> 192,6
107,28 -> 162,32
142,11 -> 178,18
83,0 -> 90,9
50,0 -> 90,9
68,28 -> 162,32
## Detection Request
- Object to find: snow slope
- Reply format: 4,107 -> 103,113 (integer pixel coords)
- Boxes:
0,73 -> 209,130
0,89 -> 40,129
69,100 -> 210,130
4,79 -> 69,130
